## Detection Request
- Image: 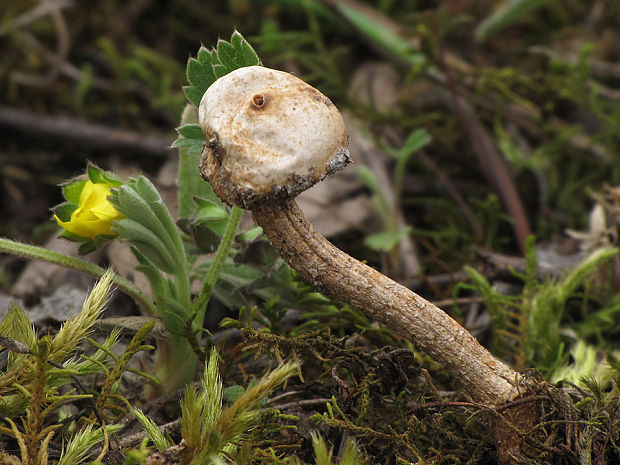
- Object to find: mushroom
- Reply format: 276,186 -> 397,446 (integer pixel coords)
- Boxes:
198,65 -> 525,408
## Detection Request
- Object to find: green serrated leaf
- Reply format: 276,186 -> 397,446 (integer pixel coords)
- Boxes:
198,218 -> 228,237
86,164 -> 123,187
213,64 -> 228,79
237,225 -> 263,242
59,228 -> 87,242
176,103 -> 220,219
183,86 -> 204,108
87,165 -> 105,183
195,199 -> 228,220
231,30 -> 260,67
177,123 -> 203,139
184,32 -> 260,110
113,219 -> 178,274
133,176 -> 161,204
172,137 -> 204,156
109,184 -> 181,270
219,262 -> 263,288
201,57 -> 218,82
110,184 -> 157,225
54,202 -> 78,222
239,40 -> 260,66
101,171 -> 124,188
216,39 -> 238,70
68,233 -> 115,254
132,177 -> 186,262
230,30 -> 243,50
78,241 -> 98,255
61,180 -> 87,204
171,137 -> 199,148
187,58 -> 210,93
197,46 -> 218,66
181,140 -> 202,154
194,204 -> 227,224
188,143 -> 204,156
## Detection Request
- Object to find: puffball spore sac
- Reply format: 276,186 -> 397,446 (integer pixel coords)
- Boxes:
198,66 -> 350,209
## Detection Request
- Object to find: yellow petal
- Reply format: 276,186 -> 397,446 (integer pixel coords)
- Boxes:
91,199 -> 123,221
56,214 -> 108,238
80,182 -> 110,211
55,180 -> 123,239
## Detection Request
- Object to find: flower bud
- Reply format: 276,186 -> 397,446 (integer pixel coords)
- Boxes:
55,180 -> 124,240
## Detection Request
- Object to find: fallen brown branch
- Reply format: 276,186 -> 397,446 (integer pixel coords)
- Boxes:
0,106 -> 172,158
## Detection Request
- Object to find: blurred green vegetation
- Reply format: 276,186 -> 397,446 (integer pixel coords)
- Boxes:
3,0 -> 620,253
2,0 -> 620,463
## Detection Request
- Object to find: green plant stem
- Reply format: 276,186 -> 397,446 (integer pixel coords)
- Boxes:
191,206 -> 243,329
168,205 -> 192,313
155,334 -> 197,394
0,237 -> 156,315
174,266 -> 192,313
393,156 -> 407,220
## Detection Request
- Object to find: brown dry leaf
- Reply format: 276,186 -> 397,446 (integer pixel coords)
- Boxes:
95,316 -> 167,339
566,186 -> 620,251
344,61 -> 422,277
345,112 -> 422,278
297,170 -> 372,238
284,62 -> 417,240
26,284 -> 87,324
106,240 -> 152,300
349,62 -> 400,112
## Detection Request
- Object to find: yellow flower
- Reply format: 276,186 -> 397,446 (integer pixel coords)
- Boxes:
55,181 -> 124,239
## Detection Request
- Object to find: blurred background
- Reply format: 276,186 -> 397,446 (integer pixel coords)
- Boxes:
1,0 -> 620,295
3,2 -> 620,462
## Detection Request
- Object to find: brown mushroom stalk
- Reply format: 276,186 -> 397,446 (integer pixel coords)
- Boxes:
198,65 -> 526,408
252,200 -> 521,406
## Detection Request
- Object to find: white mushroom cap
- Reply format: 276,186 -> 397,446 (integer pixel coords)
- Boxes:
198,66 -> 350,208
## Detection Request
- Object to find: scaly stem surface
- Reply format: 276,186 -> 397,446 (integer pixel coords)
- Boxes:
252,200 -> 524,406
